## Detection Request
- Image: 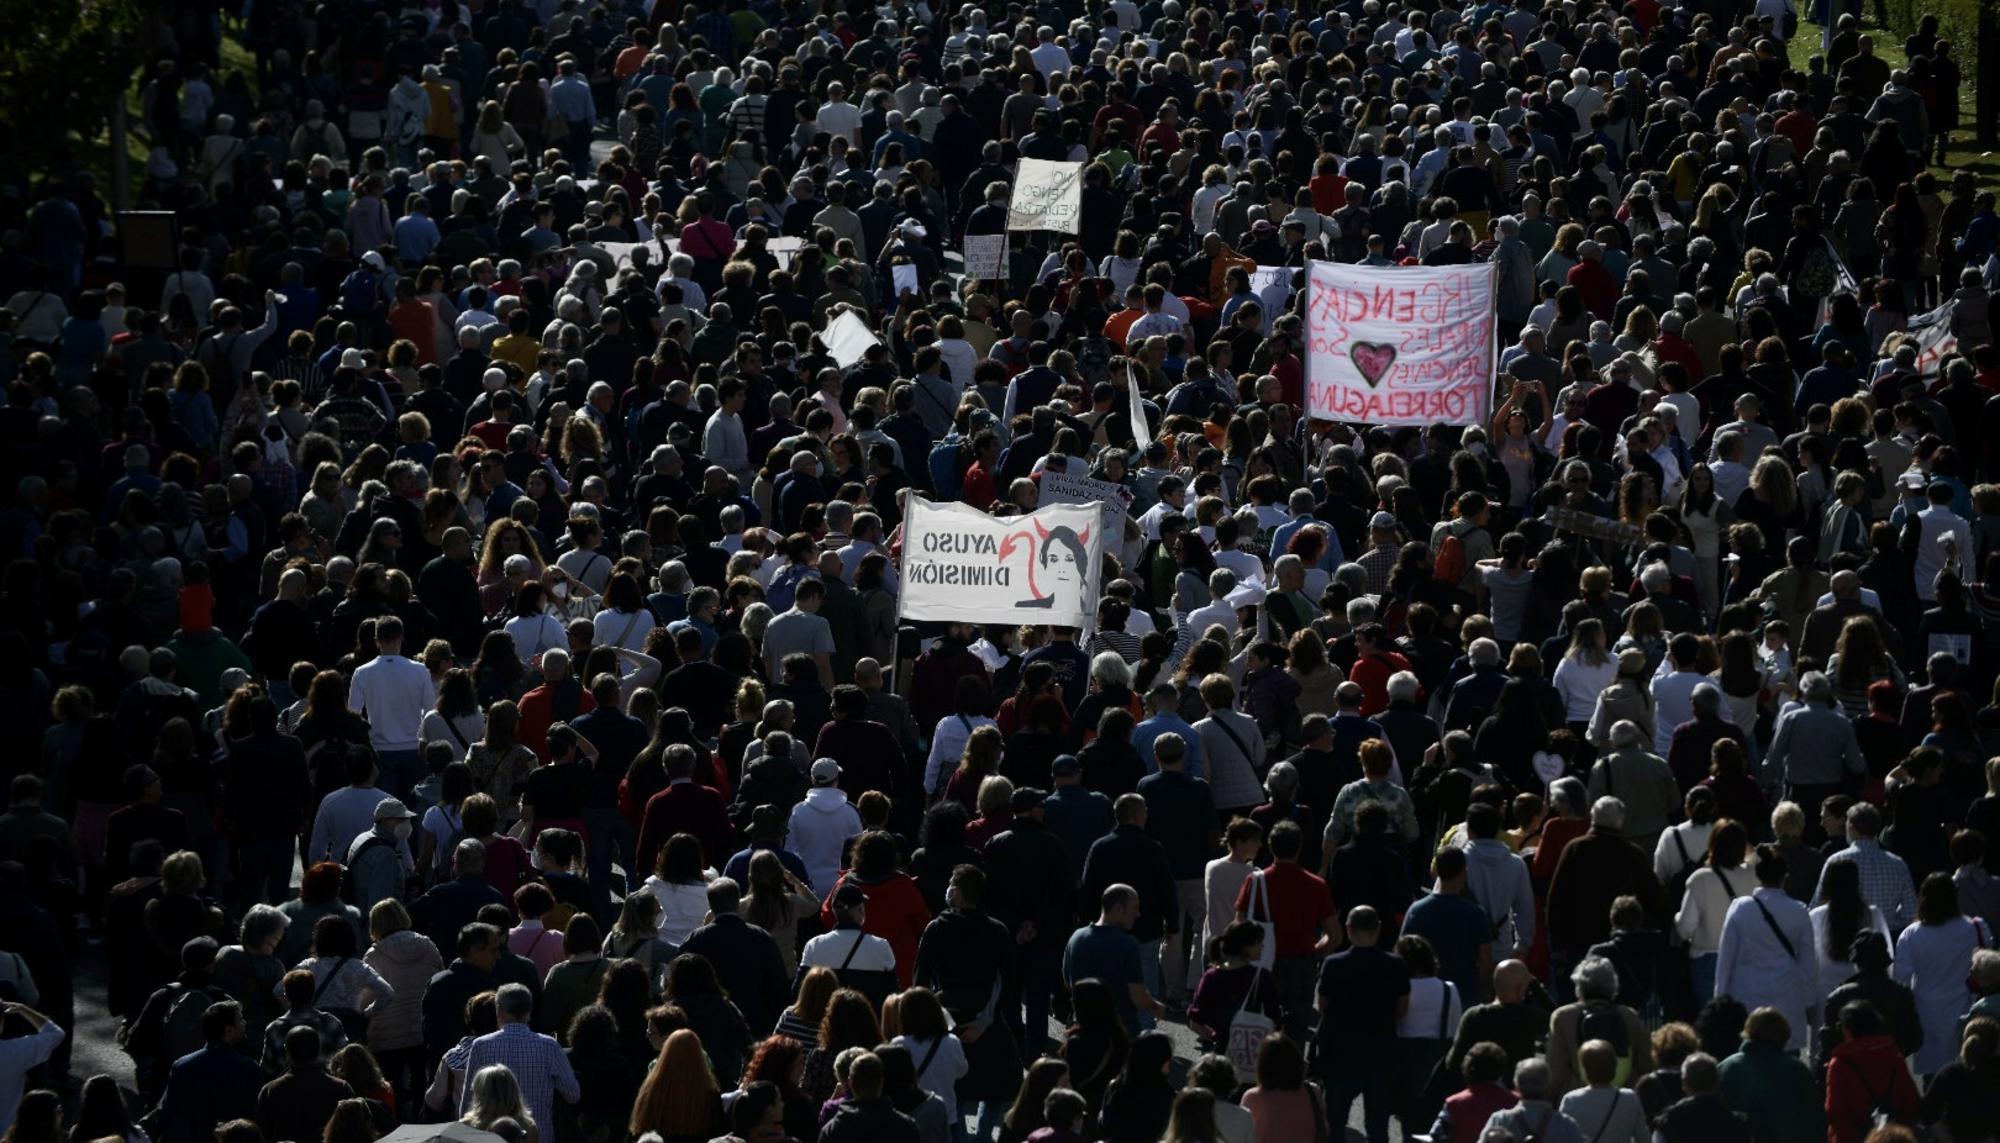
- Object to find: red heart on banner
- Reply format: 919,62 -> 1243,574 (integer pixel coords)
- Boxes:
1350,341 -> 1398,388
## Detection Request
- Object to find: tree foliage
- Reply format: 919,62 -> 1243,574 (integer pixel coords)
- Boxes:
0,0 -> 147,170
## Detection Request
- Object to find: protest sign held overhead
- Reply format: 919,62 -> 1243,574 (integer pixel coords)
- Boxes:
1039,467 -> 1134,541
1905,303 -> 1961,377
962,233 -> 1007,280
1304,261 -> 1497,426
821,309 -> 880,369
1006,159 -> 1083,233
900,498 -> 1103,629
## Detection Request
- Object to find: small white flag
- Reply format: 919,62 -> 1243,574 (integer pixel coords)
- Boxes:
1127,363 -> 1152,450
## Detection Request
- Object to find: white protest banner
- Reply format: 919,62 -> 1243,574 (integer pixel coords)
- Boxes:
1906,303 -> 1960,378
1251,265 -> 1294,334
900,497 -> 1104,629
1041,467 -> 1134,540
892,263 -> 919,297
963,233 -> 1007,280
822,309 -> 880,369
1304,260 -> 1497,426
1127,363 -> 1152,450
1006,159 -> 1083,233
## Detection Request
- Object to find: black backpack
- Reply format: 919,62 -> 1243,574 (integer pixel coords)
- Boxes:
1575,1000 -> 1635,1086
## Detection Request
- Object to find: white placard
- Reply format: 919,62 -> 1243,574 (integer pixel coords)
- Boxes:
1304,260 -> 1497,426
963,233 -> 1007,280
822,309 -> 880,369
1006,159 -> 1083,234
1041,467 -> 1134,540
892,263 -> 919,297
900,497 -> 1105,629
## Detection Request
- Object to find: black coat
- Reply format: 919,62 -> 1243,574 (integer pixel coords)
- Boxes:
819,1096 -> 922,1143
1079,825 -> 1178,943
410,874 -> 507,954
679,914 -> 788,1036
982,819 -> 1074,953
421,960 -> 498,1056
913,908 -> 1024,1102
1653,1093 -> 1753,1143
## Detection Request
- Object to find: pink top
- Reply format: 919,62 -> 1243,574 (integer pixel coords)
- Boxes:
509,921 -> 565,980
1242,1085 -> 1323,1143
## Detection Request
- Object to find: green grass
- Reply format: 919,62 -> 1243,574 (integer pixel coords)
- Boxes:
1788,10 -> 1999,199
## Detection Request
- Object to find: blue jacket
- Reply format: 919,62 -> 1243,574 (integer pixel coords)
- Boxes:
149,1044 -> 264,1143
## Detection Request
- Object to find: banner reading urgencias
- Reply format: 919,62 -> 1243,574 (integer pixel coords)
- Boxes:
899,498 -> 1105,629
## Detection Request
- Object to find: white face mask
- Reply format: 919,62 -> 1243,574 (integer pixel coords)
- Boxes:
392,821 -> 413,841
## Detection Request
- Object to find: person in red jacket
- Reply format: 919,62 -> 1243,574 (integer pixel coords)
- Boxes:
819,830 -> 931,989
634,743 -> 735,873
516,648 -> 596,761
1825,1000 -> 1921,1143
1429,1042 -> 1519,1143
1567,241 -> 1619,321
1348,624 -> 1414,716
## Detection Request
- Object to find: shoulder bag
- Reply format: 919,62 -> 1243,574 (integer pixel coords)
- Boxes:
1243,871 -> 1278,970
1225,969 -> 1276,1081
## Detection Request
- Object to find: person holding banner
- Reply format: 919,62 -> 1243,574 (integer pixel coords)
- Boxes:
23,0 -> 2000,1133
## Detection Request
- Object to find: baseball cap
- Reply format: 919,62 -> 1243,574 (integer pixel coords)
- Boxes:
811,758 -> 842,785
1051,753 -> 1081,778
361,251 -> 387,271
1011,787 -> 1047,813
1370,510 -> 1398,530
374,797 -> 416,822
832,882 -> 868,908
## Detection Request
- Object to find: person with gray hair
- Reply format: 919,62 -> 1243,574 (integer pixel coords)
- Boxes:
1545,955 -> 1651,1096
456,981 -> 579,1130
1486,1056 -> 1585,1143
1545,796 -> 1667,987
1443,638 -> 1508,731
1763,669 -> 1866,816
1586,716 -> 1679,851
211,904 -> 293,1031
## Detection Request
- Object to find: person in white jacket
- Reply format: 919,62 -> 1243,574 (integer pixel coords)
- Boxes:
787,759 -> 863,896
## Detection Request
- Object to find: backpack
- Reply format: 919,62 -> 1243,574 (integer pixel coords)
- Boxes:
1434,528 -> 1469,585
928,433 -> 966,499
341,268 -> 382,315
162,983 -> 225,1065
343,833 -> 396,906
1795,239 -> 1837,299
1575,1001 -> 1634,1086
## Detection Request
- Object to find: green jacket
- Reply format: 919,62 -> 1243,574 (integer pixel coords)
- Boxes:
1719,1039 -> 1825,1143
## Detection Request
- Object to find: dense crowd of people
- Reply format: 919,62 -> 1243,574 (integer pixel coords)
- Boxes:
1,0 -> 1999,1142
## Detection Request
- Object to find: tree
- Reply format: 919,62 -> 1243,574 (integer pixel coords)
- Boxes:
0,0 -> 147,174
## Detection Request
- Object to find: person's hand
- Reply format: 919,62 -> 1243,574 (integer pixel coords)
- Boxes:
1017,922 -> 1037,944
958,1021 -> 985,1044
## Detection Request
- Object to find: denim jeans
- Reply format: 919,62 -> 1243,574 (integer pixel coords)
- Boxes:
1016,945 -> 1061,1059
235,836 -> 296,907
1162,877 -> 1208,1001
1325,1064 -> 1397,1143
1135,940 -> 1162,1031
1274,954 -> 1320,1041
376,748 -> 425,801
583,806 -> 629,921
1688,951 -> 1719,1004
